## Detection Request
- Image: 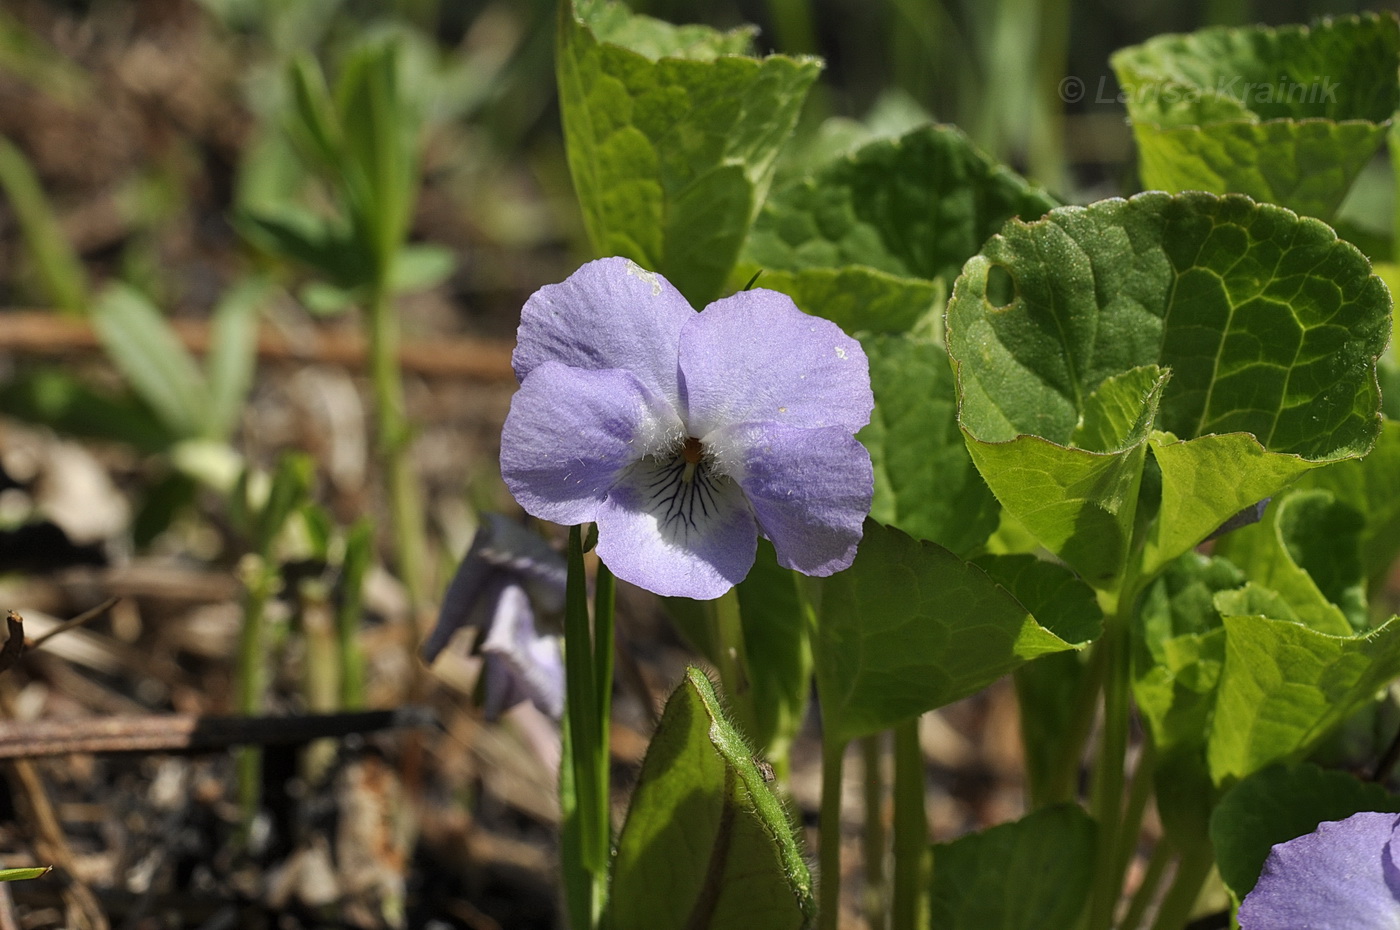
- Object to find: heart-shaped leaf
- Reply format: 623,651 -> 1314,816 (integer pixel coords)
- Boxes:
608,668 -> 813,930
557,0 -> 820,306
947,192 -> 1390,587
1111,13 -> 1400,220
814,521 -> 1095,744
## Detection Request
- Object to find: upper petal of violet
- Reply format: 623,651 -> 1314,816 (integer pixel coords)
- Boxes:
512,257 -> 695,409
501,361 -> 682,526
714,421 -> 873,577
1237,811 -> 1400,930
678,288 -> 873,438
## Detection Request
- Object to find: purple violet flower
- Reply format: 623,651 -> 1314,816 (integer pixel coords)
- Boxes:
500,257 -> 875,600
423,514 -> 566,721
1238,811 -> 1400,929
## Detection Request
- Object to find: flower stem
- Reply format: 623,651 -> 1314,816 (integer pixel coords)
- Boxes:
562,526 -> 609,928
366,284 -> 428,623
1148,846 -> 1213,930
1087,587 -> 1134,930
860,734 -> 887,929
891,718 -> 926,930
709,588 -> 756,739
818,738 -> 848,930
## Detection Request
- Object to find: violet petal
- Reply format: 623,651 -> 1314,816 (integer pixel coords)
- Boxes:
477,513 -> 567,613
678,289 -> 873,437
1237,811 -> 1400,930
595,460 -> 757,599
480,584 -> 565,721
501,361 -> 682,526
512,257 -> 694,409
716,421 -> 872,577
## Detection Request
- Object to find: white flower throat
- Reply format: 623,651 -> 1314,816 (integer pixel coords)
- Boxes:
641,435 -> 733,537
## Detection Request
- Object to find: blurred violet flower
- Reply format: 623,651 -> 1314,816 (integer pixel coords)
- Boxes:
500,257 -> 874,600
1237,811 -> 1400,929
423,514 -> 566,721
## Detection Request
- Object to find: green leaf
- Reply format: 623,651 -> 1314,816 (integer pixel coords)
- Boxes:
746,125 -> 1058,289
1214,490 -> 1363,634
813,521 -> 1094,744
858,332 -> 1000,555
1207,614 -> 1400,785
390,243 -> 456,294
1291,419 -> 1400,590
928,804 -> 1096,930
236,206 -> 366,287
0,370 -> 176,453
608,667 -> 813,930
1132,552 -> 1242,843
253,453 -> 315,558
1111,13 -> 1400,220
1210,763 -> 1400,905
947,192 -> 1390,587
205,279 -> 268,440
751,266 -> 942,335
0,867 -> 49,882
91,285 -> 211,440
0,137 -> 88,315
734,542 -> 811,758
556,0 -> 820,306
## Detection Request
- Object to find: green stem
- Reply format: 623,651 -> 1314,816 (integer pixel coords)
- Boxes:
591,558 -> 616,922
1148,848 -> 1213,930
1088,591 -> 1134,930
235,557 -> 274,832
366,284 -> 428,620
860,735 -> 887,930
562,527 -> 605,928
891,719 -> 926,930
709,588 -> 756,738
818,739 -> 848,930
1110,740 -> 1158,907
1120,840 -> 1173,930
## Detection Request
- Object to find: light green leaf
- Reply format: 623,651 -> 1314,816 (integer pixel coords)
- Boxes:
1131,552 -> 1241,843
947,192 -> 1390,587
1210,763 -> 1400,905
1207,614 -> 1400,785
556,0 -> 820,306
1111,13 -> 1400,220
858,332 -> 999,556
91,285 -> 211,440
205,279 -> 268,440
390,243 -> 456,294
814,521 -> 1093,744
1213,490 -> 1363,635
0,137 -> 88,316
928,804 -> 1096,930
608,668 -> 813,930
753,266 -> 941,335
0,867 -> 49,882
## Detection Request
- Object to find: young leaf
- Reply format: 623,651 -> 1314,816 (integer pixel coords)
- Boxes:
947,192 -> 1390,587
91,285 -> 211,440
813,521 -> 1095,745
1210,763 -> 1400,905
0,137 -> 88,316
928,804 -> 1096,930
1207,614 -> 1400,785
0,867 -> 49,882
608,668 -> 813,930
858,332 -> 1000,556
1111,13 -> 1400,220
205,279 -> 268,440
556,0 -> 820,306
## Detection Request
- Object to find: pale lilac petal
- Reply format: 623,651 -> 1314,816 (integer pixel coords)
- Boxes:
678,289 -> 873,437
1238,812 -> 1400,930
501,362 -> 683,525
714,422 -> 872,577
476,513 -> 567,613
513,257 -> 695,408
594,461 -> 757,599
480,584 -> 564,721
